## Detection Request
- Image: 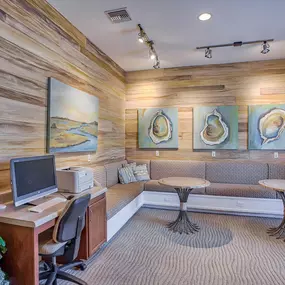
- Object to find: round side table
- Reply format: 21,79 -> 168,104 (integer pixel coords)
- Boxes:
259,179 -> 285,240
159,177 -> 210,234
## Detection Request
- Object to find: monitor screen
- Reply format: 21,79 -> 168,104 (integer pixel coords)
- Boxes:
10,155 -> 58,207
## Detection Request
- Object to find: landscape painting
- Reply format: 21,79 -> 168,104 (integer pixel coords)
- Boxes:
47,78 -> 99,153
193,106 -> 238,150
138,108 -> 178,149
248,104 -> 285,150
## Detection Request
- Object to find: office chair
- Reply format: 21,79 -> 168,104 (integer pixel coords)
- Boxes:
39,194 -> 91,285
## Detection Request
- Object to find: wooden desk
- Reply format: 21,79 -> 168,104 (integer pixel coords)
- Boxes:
0,186 -> 107,285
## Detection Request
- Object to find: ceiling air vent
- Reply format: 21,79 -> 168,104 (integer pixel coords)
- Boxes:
105,8 -> 132,24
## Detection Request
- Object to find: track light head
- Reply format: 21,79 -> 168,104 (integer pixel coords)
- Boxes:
205,47 -> 212,59
149,45 -> 156,60
261,41 -> 270,54
138,31 -> 146,43
153,57 -> 160,69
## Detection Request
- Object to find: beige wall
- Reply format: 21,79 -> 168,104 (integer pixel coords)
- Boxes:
125,60 -> 285,162
0,0 -> 126,194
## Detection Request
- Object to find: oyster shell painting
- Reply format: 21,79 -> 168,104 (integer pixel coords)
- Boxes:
249,105 -> 285,150
138,108 -> 178,149
200,109 -> 229,145
194,106 -> 238,150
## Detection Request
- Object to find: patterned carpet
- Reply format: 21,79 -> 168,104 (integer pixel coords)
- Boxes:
55,208 -> 285,285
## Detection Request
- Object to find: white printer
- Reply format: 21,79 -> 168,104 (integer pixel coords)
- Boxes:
56,167 -> 94,194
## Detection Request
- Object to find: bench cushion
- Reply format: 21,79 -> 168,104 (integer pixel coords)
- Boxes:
106,182 -> 144,220
104,160 -> 127,187
144,180 -> 205,194
206,162 -> 268,185
268,163 -> 285,180
206,183 -> 276,199
93,166 -> 107,187
151,160 -> 206,180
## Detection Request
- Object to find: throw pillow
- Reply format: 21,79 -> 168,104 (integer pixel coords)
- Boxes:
123,162 -> 137,170
133,164 -> 150,181
118,166 -> 137,184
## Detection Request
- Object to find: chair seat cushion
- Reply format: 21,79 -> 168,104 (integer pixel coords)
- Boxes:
39,232 -> 67,255
206,183 -> 277,199
106,182 -> 144,220
144,180 -> 205,194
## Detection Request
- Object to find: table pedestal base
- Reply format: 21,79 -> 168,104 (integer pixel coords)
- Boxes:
167,188 -> 200,234
267,192 -> 285,241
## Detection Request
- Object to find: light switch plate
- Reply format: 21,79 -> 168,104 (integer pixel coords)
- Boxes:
156,151 -> 160,157
212,151 -> 216,157
274,152 -> 279,159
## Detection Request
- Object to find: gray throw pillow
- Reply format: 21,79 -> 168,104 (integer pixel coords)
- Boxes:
133,164 -> 150,181
118,166 -> 137,184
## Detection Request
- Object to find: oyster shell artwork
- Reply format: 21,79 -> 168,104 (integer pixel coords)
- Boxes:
148,110 -> 172,144
200,109 -> 229,145
258,108 -> 285,145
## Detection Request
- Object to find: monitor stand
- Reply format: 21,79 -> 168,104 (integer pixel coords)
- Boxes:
26,195 -> 57,206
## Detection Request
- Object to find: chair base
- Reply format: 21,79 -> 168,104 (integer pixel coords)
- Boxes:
39,259 -> 87,285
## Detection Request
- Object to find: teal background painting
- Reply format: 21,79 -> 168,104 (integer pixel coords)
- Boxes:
248,104 -> 285,150
138,108 -> 178,149
193,106 -> 238,150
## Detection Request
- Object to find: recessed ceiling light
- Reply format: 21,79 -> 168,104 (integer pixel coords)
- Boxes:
198,13 -> 212,21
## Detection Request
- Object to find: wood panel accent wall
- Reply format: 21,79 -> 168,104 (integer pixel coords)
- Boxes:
125,60 -> 285,162
0,0 -> 126,197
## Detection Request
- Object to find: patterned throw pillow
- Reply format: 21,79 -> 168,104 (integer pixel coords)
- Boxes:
123,162 -> 137,170
118,166 -> 137,184
133,164 -> 150,181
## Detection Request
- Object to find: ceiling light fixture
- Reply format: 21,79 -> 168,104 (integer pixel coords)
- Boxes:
198,13 -> 212,21
197,39 -> 274,56
261,41 -> 270,54
137,24 -> 161,69
205,47 -> 212,59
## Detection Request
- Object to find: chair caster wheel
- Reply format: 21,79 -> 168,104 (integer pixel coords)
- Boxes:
79,263 -> 87,271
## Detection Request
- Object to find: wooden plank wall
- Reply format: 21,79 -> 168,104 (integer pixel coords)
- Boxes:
125,60 -> 285,162
0,0 -> 126,197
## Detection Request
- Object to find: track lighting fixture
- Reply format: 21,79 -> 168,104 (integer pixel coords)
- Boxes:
205,47 -> 212,59
137,24 -> 160,69
197,39 -> 273,58
261,41 -> 270,54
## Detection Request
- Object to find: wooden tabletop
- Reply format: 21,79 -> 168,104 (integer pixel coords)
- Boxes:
159,177 -> 210,189
259,179 -> 285,192
0,186 -> 107,228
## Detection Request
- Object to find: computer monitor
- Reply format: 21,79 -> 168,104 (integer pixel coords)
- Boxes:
10,155 -> 58,207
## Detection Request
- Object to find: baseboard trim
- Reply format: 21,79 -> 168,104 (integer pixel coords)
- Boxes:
107,193 -> 144,241
143,191 -> 283,218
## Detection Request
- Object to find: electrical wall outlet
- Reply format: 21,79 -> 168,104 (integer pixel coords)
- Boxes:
156,151 -> 160,157
88,154 -> 91,162
212,151 -> 216,157
274,152 -> 279,159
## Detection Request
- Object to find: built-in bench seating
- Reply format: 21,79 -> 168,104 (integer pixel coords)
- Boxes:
93,159 -> 285,240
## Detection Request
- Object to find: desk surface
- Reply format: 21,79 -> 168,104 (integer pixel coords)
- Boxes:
0,186 -> 107,228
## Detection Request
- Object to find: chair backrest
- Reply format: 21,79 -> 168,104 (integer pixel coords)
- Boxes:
53,194 -> 91,243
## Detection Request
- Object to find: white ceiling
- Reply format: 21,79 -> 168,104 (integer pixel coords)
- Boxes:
48,0 -> 285,71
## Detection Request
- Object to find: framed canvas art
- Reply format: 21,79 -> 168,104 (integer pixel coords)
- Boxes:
138,108 -> 178,149
248,104 -> 285,150
193,106 -> 238,150
47,78 -> 99,153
